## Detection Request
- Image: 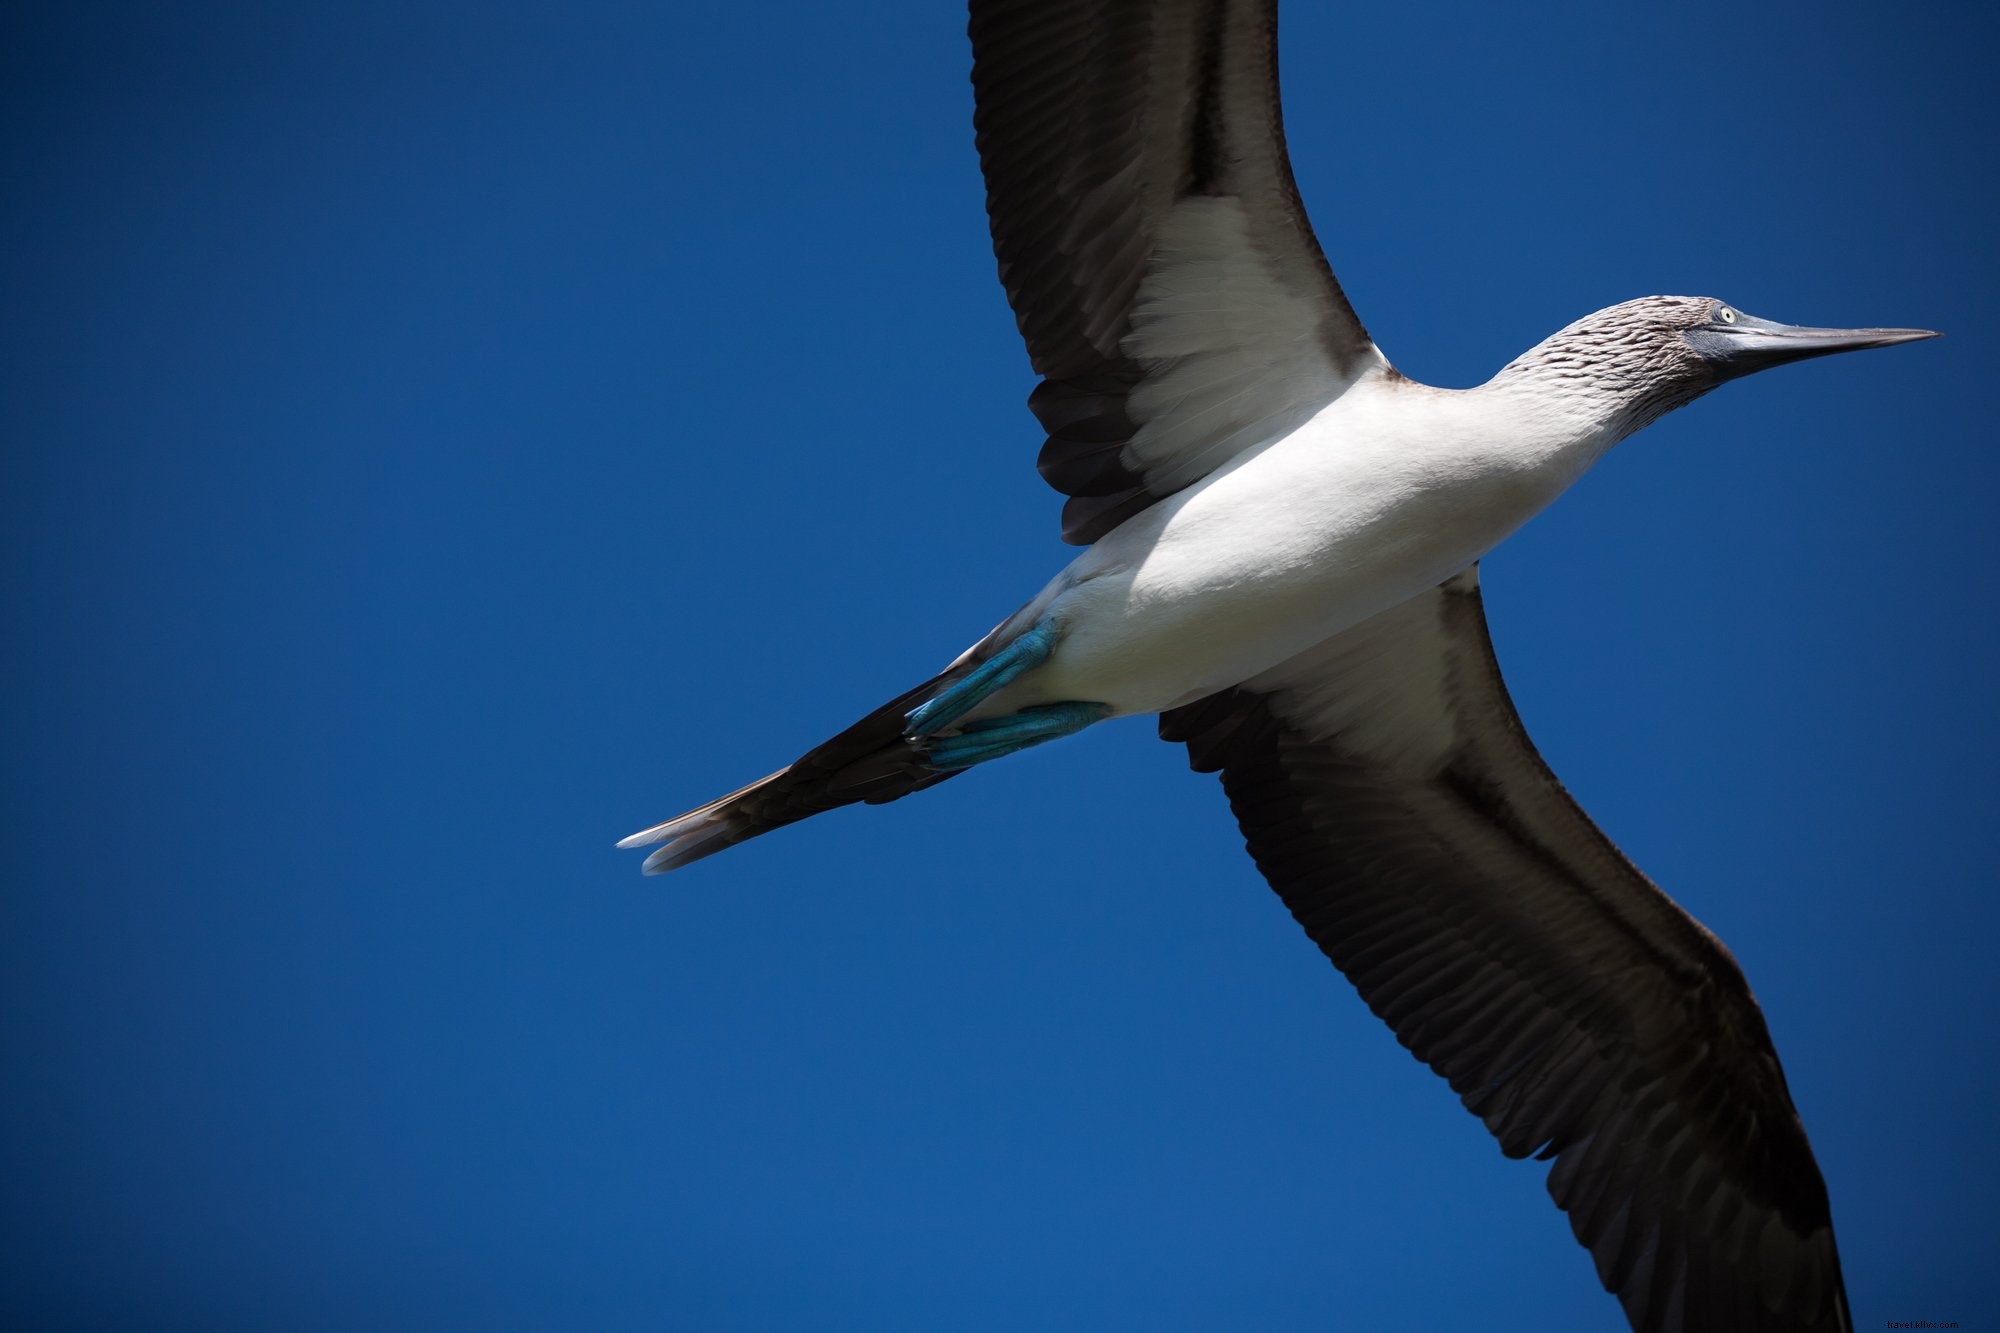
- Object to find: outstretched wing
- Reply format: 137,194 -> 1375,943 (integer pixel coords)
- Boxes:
1161,568 -> 1850,1333
969,0 -> 1387,544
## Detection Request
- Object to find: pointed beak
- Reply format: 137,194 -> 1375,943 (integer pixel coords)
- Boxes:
1685,311 -> 1939,382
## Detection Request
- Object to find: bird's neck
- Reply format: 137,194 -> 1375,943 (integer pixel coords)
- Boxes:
1460,358 -> 1650,476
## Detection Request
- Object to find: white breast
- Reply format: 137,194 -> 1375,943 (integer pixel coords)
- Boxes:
992,370 -> 1618,717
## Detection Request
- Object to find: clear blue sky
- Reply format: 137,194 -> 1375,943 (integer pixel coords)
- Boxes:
5,3 -> 1995,1329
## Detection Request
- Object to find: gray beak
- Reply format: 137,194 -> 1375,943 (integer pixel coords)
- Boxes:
1684,308 -> 1938,383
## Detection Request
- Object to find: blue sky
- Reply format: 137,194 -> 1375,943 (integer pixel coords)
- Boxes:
4,2 -> 1995,1329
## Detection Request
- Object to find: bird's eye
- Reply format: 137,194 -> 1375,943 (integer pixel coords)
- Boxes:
1717,306 -> 1738,324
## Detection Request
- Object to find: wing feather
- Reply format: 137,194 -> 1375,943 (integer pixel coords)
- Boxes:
1161,568 -> 1851,1333
970,0 -> 1385,543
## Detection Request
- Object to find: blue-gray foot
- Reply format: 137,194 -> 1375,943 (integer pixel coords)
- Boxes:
904,619 -> 1060,738
924,701 -> 1111,771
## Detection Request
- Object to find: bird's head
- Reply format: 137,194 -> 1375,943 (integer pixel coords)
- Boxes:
1500,294 -> 1936,438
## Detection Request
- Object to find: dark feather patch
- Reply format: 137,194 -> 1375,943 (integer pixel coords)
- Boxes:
1159,577 -> 1850,1333
970,0 -> 1377,544
639,675 -> 966,869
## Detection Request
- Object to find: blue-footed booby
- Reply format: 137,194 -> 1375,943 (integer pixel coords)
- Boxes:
621,3 -> 1933,1329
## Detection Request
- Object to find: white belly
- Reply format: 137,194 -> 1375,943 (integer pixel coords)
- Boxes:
988,379 -> 1611,717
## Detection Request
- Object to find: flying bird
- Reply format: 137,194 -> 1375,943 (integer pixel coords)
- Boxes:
622,3 -> 1933,1329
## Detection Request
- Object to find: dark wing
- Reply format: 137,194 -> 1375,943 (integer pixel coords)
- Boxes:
1160,568 -> 1850,1333
969,0 -> 1387,544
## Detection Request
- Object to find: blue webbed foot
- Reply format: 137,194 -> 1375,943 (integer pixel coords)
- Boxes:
906,619 -> 1060,738
925,701 -> 1110,771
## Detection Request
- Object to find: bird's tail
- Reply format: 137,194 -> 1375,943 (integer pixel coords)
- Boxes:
617,675 -> 966,874
621,619 -> 1110,873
